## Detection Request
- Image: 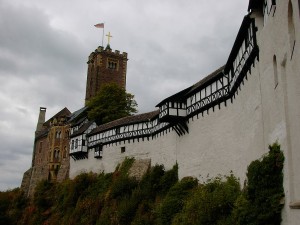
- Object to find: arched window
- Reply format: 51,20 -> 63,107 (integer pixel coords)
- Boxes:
288,0 -> 296,59
54,149 -> 60,160
273,55 -> 278,88
65,130 -> 69,139
56,130 -> 61,139
63,146 -> 67,158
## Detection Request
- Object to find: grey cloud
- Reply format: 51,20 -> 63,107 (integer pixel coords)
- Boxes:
0,0 -> 249,190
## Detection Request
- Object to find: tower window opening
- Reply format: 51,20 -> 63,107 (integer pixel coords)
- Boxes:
107,58 -> 118,70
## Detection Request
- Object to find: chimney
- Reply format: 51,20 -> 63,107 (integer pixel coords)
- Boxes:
36,107 -> 46,133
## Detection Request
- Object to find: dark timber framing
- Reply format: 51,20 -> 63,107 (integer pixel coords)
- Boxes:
85,15 -> 259,155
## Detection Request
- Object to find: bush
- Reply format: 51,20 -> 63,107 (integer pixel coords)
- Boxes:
234,142 -> 284,225
172,174 -> 241,225
156,177 -> 198,225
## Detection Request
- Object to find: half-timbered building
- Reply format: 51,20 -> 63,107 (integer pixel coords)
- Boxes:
21,0 -> 300,224
70,1 -> 300,224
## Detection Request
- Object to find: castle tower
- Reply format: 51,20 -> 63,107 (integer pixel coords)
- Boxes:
85,45 -> 128,104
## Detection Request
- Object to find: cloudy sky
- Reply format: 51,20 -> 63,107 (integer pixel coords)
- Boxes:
0,0 -> 249,190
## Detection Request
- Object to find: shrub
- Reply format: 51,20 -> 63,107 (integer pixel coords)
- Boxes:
234,142 -> 285,225
156,177 -> 198,225
172,174 -> 241,225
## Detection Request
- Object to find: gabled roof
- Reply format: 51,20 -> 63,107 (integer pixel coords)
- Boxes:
43,107 -> 71,127
68,106 -> 88,123
70,121 -> 95,138
89,110 -> 159,135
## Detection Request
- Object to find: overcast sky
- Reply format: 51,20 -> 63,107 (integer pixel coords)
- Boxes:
0,0 -> 249,191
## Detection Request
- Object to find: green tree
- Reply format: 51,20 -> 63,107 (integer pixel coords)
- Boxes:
87,83 -> 138,124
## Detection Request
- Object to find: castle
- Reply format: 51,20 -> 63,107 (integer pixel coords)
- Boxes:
22,1 -> 300,224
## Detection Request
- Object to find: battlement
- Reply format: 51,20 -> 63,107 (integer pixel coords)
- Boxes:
87,46 -> 128,64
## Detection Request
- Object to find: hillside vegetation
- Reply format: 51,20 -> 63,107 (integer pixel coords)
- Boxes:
0,143 -> 284,225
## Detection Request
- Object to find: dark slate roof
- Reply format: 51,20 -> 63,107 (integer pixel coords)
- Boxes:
70,121 -> 94,138
156,65 -> 225,107
248,0 -> 263,12
43,107 -> 71,127
89,110 -> 159,135
224,15 -> 252,73
156,87 -> 192,107
186,65 -> 225,96
68,106 -> 88,123
71,116 -> 87,128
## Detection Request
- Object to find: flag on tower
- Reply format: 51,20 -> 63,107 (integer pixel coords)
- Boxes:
94,23 -> 104,28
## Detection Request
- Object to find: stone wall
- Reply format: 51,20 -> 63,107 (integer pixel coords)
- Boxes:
20,168 -> 32,196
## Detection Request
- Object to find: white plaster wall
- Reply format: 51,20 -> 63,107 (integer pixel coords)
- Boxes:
176,64 -> 265,184
70,131 -> 178,179
254,1 -> 300,224
70,1 -> 300,224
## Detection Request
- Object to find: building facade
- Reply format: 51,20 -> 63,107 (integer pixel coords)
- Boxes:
70,1 -> 300,224
21,0 -> 300,223
21,107 -> 71,197
21,44 -> 127,196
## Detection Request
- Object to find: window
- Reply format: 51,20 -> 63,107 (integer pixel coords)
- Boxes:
75,139 -> 78,149
121,147 -> 126,153
82,140 -> 86,146
65,130 -> 69,139
54,150 -> 60,159
71,140 -> 74,150
273,55 -> 278,88
63,146 -> 67,158
107,58 -> 118,70
56,130 -> 61,139
94,145 -> 103,158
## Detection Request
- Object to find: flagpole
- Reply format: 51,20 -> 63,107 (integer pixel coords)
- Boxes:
94,23 -> 105,46
102,26 -> 104,47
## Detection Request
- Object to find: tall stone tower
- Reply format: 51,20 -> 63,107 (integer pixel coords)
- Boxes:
85,45 -> 128,104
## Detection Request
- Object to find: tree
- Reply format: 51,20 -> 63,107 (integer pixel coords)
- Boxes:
87,83 -> 138,124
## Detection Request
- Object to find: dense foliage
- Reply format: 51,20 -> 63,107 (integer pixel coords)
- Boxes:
87,83 -> 138,124
234,142 -> 285,225
0,144 -> 284,225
